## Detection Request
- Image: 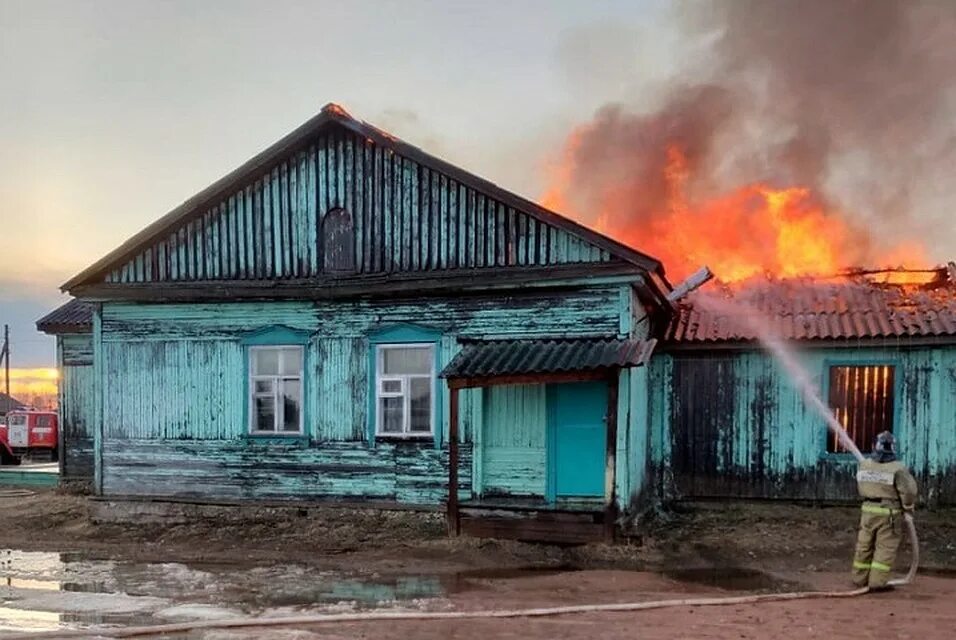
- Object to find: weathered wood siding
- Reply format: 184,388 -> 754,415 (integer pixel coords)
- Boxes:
60,335 -> 94,480
479,385 -> 547,497
649,346 -> 956,505
103,440 -> 472,505
97,285 -> 626,504
104,128 -> 613,285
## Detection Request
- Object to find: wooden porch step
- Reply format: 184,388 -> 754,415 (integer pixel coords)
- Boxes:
459,506 -> 603,523
459,514 -> 606,544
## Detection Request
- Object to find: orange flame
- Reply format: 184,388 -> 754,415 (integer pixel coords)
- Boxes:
542,142 -> 927,283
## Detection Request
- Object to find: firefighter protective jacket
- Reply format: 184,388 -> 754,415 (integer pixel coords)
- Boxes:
856,458 -> 918,511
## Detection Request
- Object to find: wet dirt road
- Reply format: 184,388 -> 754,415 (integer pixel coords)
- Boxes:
0,548 -> 954,639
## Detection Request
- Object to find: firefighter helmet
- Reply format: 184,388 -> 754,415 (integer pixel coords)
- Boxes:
874,430 -> 896,455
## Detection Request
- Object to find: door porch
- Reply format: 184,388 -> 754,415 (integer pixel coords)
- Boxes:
441,338 -> 656,544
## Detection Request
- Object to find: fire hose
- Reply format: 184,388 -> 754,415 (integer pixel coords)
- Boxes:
9,275 -> 920,639
6,521 -> 918,640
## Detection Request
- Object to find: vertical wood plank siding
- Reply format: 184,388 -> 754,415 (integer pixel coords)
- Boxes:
59,335 -> 95,480
105,130 -> 612,284
649,347 -> 956,505
480,385 -> 548,497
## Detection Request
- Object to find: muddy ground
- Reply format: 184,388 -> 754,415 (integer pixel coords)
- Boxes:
0,489 -> 954,638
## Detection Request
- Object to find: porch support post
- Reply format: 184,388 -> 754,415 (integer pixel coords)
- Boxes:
604,369 -> 620,542
447,385 -> 460,536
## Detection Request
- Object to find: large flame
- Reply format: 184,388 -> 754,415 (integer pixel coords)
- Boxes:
542,141 -> 927,283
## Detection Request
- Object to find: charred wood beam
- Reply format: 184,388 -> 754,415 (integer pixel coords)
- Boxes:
604,370 -> 619,543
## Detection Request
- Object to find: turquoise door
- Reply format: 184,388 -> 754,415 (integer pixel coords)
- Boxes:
547,381 -> 608,500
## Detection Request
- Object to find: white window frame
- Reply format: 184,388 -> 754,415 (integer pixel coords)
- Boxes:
375,343 -> 435,438
249,345 -> 304,435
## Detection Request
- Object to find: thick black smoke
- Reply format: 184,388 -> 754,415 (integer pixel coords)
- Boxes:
553,0 -> 956,261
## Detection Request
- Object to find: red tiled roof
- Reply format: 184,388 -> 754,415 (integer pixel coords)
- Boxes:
665,274 -> 956,344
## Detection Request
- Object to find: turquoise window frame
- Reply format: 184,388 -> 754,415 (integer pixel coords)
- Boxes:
367,324 -> 443,448
242,326 -> 312,441
820,358 -> 902,461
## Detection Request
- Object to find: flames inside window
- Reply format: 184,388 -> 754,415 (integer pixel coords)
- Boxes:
827,365 -> 896,454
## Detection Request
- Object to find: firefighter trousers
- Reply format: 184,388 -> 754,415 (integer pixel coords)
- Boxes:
852,504 -> 903,588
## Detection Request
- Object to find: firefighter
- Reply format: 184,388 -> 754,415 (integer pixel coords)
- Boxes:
852,430 -> 918,590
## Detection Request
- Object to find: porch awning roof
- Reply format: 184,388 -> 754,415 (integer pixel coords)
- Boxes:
440,337 -> 657,381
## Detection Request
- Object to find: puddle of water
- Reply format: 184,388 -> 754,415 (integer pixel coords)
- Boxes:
661,567 -> 806,592
0,549 -> 466,632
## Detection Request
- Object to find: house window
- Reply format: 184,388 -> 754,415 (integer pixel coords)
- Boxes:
322,208 -> 355,272
827,365 -> 896,453
249,346 -> 304,434
375,344 -> 434,436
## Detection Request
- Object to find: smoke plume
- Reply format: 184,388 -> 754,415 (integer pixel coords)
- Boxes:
545,0 -> 956,280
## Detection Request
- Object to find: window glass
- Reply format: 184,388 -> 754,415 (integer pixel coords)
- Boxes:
37,416 -> 53,428
8,415 -> 25,426
381,379 -> 402,394
375,344 -> 434,436
409,378 -> 431,432
250,345 -> 303,434
380,397 -> 404,433
280,348 -> 303,376
383,347 -> 431,375
255,396 -> 276,432
281,379 -> 301,432
254,349 -> 280,376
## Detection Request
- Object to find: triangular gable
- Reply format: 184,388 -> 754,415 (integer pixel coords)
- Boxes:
63,104 -> 663,293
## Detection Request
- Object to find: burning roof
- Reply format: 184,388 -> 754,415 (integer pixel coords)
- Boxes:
665,263 -> 956,344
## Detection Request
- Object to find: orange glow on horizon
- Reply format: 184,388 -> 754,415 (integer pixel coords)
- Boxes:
3,368 -> 59,399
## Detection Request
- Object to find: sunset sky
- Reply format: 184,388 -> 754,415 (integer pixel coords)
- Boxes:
1,0 -> 682,371
1,0 -> 953,377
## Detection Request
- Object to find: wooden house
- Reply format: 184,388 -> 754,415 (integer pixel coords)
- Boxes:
36,299 -> 95,482
55,104 -> 674,542
651,272 -> 956,507
48,103 -> 955,540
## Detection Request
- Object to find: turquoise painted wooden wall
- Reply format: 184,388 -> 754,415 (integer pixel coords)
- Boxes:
95,284 -> 633,504
647,345 -> 956,505
478,384 -> 548,497
59,334 -> 95,480
103,127 -> 613,285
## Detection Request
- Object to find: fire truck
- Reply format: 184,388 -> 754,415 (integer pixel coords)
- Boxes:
0,409 -> 58,464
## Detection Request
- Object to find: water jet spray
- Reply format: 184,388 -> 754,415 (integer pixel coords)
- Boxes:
688,287 -> 918,588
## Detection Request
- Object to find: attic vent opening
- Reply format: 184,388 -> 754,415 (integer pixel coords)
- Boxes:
321,208 -> 355,273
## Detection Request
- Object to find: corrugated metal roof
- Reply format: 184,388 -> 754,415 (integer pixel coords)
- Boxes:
36,299 -> 94,334
665,277 -> 956,344
441,338 -> 657,379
